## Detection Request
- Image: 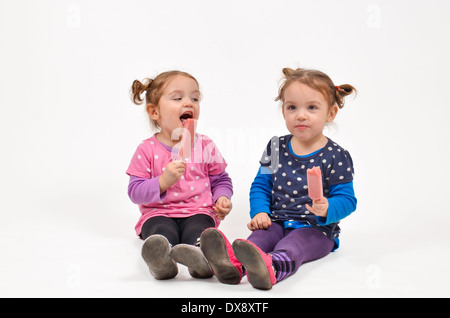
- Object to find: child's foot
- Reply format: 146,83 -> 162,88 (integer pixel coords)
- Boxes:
141,235 -> 178,280
232,239 -> 276,290
200,228 -> 243,284
170,244 -> 214,278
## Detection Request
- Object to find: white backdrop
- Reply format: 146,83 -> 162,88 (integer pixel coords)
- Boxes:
1,0 -> 450,297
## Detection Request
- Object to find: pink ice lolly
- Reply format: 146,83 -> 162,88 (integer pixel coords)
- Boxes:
179,118 -> 197,160
307,166 -> 323,200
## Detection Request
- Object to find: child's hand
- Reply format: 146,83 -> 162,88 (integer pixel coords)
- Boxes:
159,160 -> 186,193
213,196 -> 232,220
247,212 -> 272,231
305,197 -> 328,218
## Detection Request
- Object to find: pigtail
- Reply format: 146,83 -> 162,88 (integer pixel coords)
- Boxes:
130,78 -> 153,105
282,67 -> 295,78
276,67 -> 304,101
282,67 -> 304,79
335,84 -> 357,109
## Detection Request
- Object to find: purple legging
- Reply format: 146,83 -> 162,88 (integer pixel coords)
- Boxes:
247,223 -> 335,282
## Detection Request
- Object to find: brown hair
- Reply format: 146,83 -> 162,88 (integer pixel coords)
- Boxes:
275,67 -> 356,109
130,70 -> 200,129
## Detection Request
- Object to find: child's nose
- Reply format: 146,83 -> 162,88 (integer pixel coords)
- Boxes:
296,109 -> 307,120
182,97 -> 193,107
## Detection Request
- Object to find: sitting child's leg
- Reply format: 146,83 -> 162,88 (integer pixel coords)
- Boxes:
142,235 -> 178,280
179,214 -> 216,246
170,215 -> 216,278
246,222 -> 285,253
170,244 -> 213,278
232,227 -> 335,289
140,216 -> 180,280
140,216 -> 180,245
200,228 -> 243,284
232,239 -> 277,290
201,226 -> 283,289
270,227 -> 335,282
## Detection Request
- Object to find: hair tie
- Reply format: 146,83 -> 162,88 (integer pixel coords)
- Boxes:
336,86 -> 340,91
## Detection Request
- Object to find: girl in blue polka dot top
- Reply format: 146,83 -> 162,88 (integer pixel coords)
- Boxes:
200,67 -> 358,290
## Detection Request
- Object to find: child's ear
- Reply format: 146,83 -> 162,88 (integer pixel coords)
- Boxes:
327,105 -> 338,122
146,103 -> 159,121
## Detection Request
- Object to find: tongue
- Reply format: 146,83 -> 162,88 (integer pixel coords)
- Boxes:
179,118 -> 197,160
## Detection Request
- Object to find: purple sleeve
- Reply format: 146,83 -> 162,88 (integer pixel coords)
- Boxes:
210,171 -> 233,203
128,175 -> 166,205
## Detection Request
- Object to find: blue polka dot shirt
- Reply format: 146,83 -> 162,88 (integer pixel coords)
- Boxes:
251,135 -> 356,241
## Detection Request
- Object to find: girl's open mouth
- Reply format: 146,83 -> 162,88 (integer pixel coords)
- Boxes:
179,111 -> 193,124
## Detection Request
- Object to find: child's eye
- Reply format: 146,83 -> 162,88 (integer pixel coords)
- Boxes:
308,105 -> 318,110
173,97 -> 182,101
192,98 -> 199,102
287,105 -> 296,110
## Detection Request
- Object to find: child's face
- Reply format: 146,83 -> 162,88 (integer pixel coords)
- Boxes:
151,75 -> 200,138
282,82 -> 337,144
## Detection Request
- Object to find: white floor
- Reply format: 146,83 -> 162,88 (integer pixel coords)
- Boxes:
2,191 -> 449,298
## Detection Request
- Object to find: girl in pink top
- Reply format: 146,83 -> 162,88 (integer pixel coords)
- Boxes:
127,71 -> 233,280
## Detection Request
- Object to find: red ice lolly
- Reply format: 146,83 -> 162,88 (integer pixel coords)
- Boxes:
307,166 -> 323,200
179,118 -> 197,160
